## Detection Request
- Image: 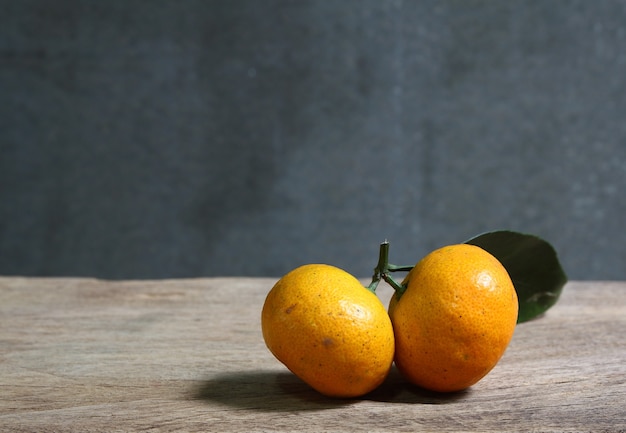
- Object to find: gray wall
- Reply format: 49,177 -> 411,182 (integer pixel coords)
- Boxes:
2,0 -> 626,280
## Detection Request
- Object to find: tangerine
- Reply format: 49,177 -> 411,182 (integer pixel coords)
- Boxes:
389,244 -> 518,392
261,264 -> 394,398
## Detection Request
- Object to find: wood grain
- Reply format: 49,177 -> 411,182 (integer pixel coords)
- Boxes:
1,277 -> 624,432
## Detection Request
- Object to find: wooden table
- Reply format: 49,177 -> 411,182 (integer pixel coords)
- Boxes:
1,277 -> 624,432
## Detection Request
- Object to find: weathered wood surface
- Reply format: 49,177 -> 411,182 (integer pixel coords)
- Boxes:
0,277 -> 624,432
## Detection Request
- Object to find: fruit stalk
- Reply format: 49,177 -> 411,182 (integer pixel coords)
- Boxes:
367,241 -> 409,296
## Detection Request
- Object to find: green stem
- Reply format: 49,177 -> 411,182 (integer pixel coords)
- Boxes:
387,264 -> 415,272
366,241 -> 389,293
366,278 -> 380,293
366,240 -> 411,296
382,273 -> 406,296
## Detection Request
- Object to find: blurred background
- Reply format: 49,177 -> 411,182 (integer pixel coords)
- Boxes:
2,0 -> 626,280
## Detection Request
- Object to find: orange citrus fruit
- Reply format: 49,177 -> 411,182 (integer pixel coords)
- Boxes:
261,264 -> 395,398
389,244 -> 518,392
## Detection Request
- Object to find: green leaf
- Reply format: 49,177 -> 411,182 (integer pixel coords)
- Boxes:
465,230 -> 568,323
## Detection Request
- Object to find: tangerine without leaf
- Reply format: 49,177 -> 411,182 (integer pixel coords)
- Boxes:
261,264 -> 394,398
389,244 -> 518,392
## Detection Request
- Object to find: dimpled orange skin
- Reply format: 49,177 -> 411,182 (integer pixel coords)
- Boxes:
261,264 -> 395,398
389,244 -> 518,393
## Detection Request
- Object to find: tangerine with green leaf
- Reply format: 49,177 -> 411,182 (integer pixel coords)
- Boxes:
389,244 -> 518,392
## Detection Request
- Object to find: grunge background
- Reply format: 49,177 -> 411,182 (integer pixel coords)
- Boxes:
2,1 -> 626,279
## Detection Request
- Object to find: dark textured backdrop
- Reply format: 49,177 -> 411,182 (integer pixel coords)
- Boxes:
2,1 -> 626,280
